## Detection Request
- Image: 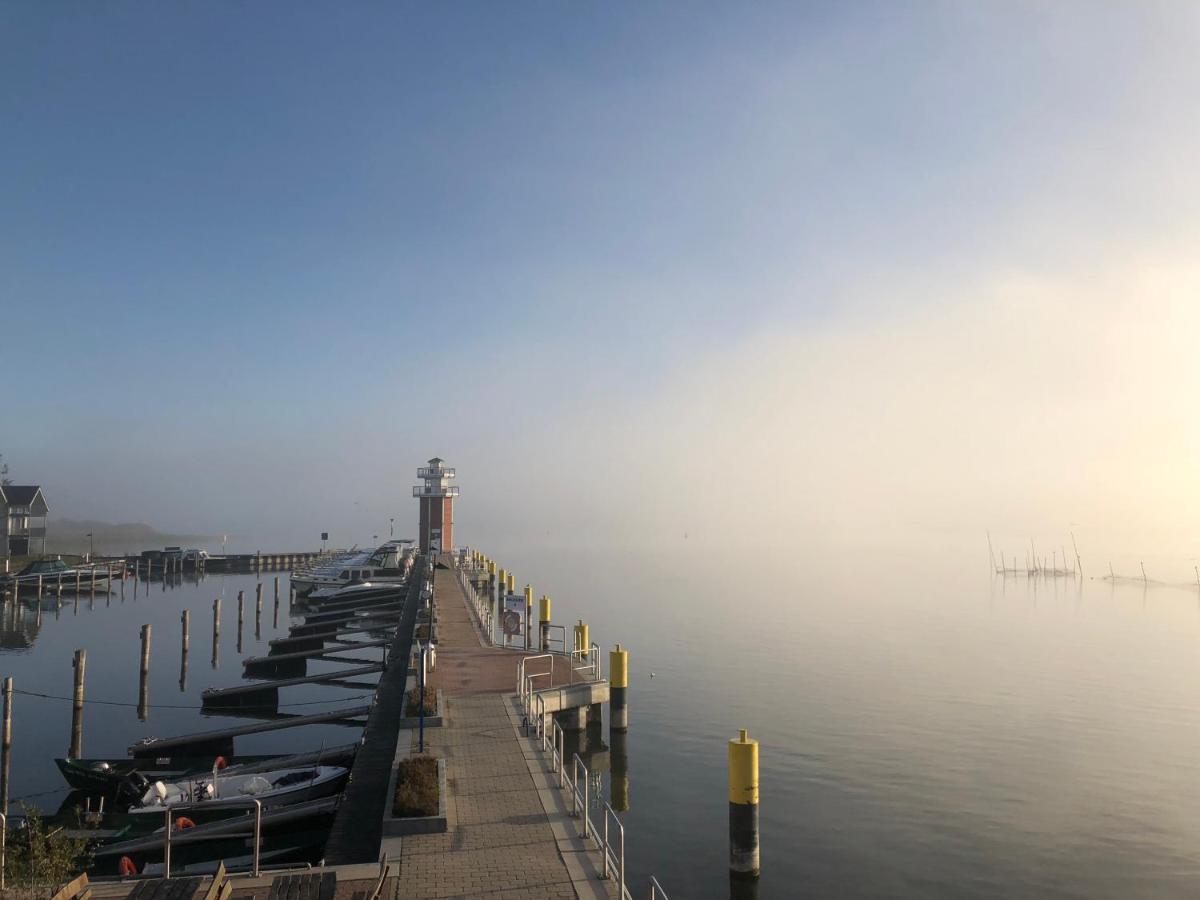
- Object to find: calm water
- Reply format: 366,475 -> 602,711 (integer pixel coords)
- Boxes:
0,570 -> 377,817
497,545 -> 1200,899
7,550 -> 1200,897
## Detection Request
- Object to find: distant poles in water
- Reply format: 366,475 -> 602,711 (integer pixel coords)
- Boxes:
729,729 -> 760,879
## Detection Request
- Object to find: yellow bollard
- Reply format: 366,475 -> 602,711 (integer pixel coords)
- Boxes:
524,584 -> 534,650
728,729 -> 760,878
539,595 -> 552,651
610,644 -> 629,731
573,620 -> 589,655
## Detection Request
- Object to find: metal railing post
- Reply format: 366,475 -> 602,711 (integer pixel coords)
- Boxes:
619,819 -> 625,897
603,809 -> 609,878
1,811 -> 6,891
163,807 -> 172,878
252,798 -> 262,876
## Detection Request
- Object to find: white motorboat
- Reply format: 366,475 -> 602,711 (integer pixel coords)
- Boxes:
301,542 -> 413,597
4,558 -> 113,591
126,765 -> 347,816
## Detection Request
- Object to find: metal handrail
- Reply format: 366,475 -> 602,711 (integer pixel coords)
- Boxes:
163,797 -> 262,878
601,801 -> 626,895
543,623 -> 567,653
0,812 -> 5,891
571,753 -> 588,835
517,653 -> 555,697
649,876 -> 670,899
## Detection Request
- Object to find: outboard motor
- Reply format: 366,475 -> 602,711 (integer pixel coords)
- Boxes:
116,771 -> 150,807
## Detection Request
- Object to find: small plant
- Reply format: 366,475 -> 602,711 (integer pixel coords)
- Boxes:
392,755 -> 439,817
405,687 -> 437,717
5,805 -> 89,896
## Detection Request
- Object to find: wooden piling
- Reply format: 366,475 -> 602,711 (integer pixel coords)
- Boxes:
140,624 -> 152,675
1,676 -> 11,814
182,609 -> 190,652
70,648 -> 86,757
212,597 -> 221,669
37,574 -> 43,600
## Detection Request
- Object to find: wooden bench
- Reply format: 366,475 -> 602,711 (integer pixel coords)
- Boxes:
350,861 -> 390,900
125,876 -> 203,898
50,873 -> 92,900
203,861 -> 233,900
267,871 -> 336,900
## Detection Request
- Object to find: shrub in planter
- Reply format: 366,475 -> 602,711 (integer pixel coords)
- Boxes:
392,755 -> 439,817
405,687 -> 437,717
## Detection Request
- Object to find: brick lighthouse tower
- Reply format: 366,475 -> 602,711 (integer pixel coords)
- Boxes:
413,457 -> 459,553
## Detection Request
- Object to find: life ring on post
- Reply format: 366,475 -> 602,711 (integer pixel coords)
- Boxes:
173,816 -> 196,831
118,856 -> 138,876
213,755 -> 228,769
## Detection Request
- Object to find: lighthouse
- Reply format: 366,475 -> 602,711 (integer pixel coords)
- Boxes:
413,457 -> 459,553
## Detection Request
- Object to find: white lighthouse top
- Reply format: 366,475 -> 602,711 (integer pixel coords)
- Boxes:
414,457 -> 459,497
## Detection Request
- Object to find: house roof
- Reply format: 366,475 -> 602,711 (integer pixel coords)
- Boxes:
0,485 -> 43,506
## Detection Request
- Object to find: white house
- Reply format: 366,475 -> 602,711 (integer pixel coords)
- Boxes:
0,485 -> 48,557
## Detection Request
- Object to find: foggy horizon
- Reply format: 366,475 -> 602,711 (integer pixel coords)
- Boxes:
5,4 -> 1200,564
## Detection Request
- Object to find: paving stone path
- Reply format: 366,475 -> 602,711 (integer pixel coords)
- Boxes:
386,561 -> 613,900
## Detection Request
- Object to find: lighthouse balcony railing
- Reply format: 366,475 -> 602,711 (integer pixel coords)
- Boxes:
412,485 -> 461,497
417,466 -> 455,479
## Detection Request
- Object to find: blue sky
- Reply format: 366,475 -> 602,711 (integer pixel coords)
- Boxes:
4,3 -> 1200,555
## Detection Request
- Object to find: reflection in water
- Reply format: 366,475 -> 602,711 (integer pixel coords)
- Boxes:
0,599 -> 43,650
610,728 -> 629,812
728,875 -> 759,900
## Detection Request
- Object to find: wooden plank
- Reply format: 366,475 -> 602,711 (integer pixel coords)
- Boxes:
202,664 -> 383,706
319,872 -> 337,900
129,706 -> 372,756
201,861 -> 227,900
49,873 -> 89,900
243,639 -> 389,669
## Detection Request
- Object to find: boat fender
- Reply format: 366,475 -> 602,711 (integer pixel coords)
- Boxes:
214,755 -> 228,769
118,856 -> 138,876
173,816 -> 196,831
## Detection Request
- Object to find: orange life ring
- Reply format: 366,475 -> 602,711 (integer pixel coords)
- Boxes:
118,856 -> 138,876
173,816 -> 196,831
214,755 -> 228,769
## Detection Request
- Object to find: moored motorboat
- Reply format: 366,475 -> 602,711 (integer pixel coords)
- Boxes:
125,765 -> 347,818
55,744 -> 358,796
3,558 -> 112,591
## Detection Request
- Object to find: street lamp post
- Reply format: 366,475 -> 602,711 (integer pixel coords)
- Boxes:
86,532 -> 93,561
389,518 -> 394,538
